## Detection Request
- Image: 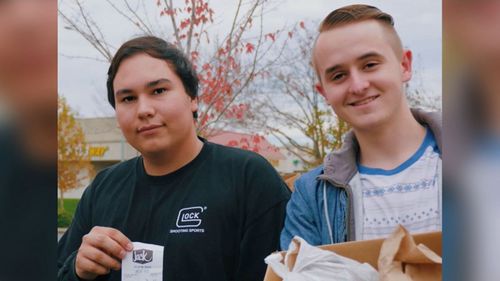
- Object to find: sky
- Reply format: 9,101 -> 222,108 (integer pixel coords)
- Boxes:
58,0 -> 442,147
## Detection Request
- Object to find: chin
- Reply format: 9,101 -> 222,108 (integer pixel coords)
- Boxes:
137,144 -> 165,155
139,141 -> 174,156
348,115 -> 386,131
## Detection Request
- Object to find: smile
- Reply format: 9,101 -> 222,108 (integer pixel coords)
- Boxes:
349,95 -> 379,106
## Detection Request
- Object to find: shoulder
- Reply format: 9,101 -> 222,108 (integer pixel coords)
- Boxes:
94,157 -> 138,180
412,108 -> 442,131
296,165 -> 323,184
205,141 -> 273,168
87,157 -> 139,194
294,165 -> 324,195
411,108 -> 442,153
205,141 -> 289,195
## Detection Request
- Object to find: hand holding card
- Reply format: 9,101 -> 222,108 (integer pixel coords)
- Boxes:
75,226 -> 133,280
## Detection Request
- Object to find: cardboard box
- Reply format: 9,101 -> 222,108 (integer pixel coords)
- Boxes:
263,231 -> 441,281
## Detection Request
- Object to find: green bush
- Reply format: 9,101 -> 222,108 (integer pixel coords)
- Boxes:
58,211 -> 73,228
62,199 -> 79,217
57,198 -> 80,228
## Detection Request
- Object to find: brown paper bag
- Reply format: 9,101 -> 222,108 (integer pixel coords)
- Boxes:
378,225 -> 442,281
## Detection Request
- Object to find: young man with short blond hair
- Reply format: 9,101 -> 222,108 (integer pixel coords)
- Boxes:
281,4 -> 442,248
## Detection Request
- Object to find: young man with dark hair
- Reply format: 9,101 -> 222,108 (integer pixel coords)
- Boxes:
58,36 -> 290,281
281,4 -> 442,248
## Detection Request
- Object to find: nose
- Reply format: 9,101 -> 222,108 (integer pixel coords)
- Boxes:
348,71 -> 369,95
137,95 -> 155,119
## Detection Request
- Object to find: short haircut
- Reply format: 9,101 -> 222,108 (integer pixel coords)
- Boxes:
106,36 -> 199,118
313,4 -> 403,82
318,4 -> 395,32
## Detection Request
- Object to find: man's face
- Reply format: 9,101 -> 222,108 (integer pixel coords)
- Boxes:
314,20 -> 412,131
113,53 -> 198,156
0,0 -> 57,114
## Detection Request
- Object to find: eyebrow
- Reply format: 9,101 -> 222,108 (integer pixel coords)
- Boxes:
324,51 -> 383,77
358,52 -> 383,61
115,78 -> 172,96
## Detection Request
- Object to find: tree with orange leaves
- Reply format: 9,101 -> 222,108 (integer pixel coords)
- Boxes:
57,97 -> 94,211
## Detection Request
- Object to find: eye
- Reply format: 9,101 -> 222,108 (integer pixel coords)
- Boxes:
153,88 -> 166,95
364,62 -> 379,70
331,72 -> 346,82
121,96 -> 136,103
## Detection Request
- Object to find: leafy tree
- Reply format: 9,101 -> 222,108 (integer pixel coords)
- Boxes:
58,97 -> 94,211
59,0 -> 291,136
249,22 -> 350,167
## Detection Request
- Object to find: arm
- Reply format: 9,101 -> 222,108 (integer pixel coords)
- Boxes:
57,182 -> 132,280
280,176 -> 322,250
58,185 -> 94,281
58,226 -> 133,281
236,200 -> 288,281
235,154 -> 290,281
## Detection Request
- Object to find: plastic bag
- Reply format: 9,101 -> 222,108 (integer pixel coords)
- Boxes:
265,236 -> 378,281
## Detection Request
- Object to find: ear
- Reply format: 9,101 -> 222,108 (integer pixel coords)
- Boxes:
315,83 -> 326,99
401,49 -> 413,82
190,97 -> 199,113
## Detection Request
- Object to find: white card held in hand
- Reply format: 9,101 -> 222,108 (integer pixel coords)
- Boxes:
122,242 -> 164,281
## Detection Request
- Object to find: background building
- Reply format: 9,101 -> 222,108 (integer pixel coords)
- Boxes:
64,117 -> 303,198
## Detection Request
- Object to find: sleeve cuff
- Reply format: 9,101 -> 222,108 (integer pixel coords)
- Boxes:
58,250 -> 84,281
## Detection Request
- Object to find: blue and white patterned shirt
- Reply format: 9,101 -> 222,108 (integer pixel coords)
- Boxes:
355,127 -> 442,240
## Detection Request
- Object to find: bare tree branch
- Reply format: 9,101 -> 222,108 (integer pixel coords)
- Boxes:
58,1 -> 114,61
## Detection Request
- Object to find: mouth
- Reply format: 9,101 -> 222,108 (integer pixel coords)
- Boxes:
348,95 -> 380,107
137,124 -> 164,133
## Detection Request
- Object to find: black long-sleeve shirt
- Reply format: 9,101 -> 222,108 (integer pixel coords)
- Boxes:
58,141 -> 290,281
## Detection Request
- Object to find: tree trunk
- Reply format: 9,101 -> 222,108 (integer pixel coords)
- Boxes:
59,190 -> 65,212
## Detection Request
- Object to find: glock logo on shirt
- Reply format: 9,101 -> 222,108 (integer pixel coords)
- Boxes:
176,206 -> 204,228
132,249 -> 153,264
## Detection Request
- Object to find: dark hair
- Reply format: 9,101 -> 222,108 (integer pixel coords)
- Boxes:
107,36 -> 199,118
